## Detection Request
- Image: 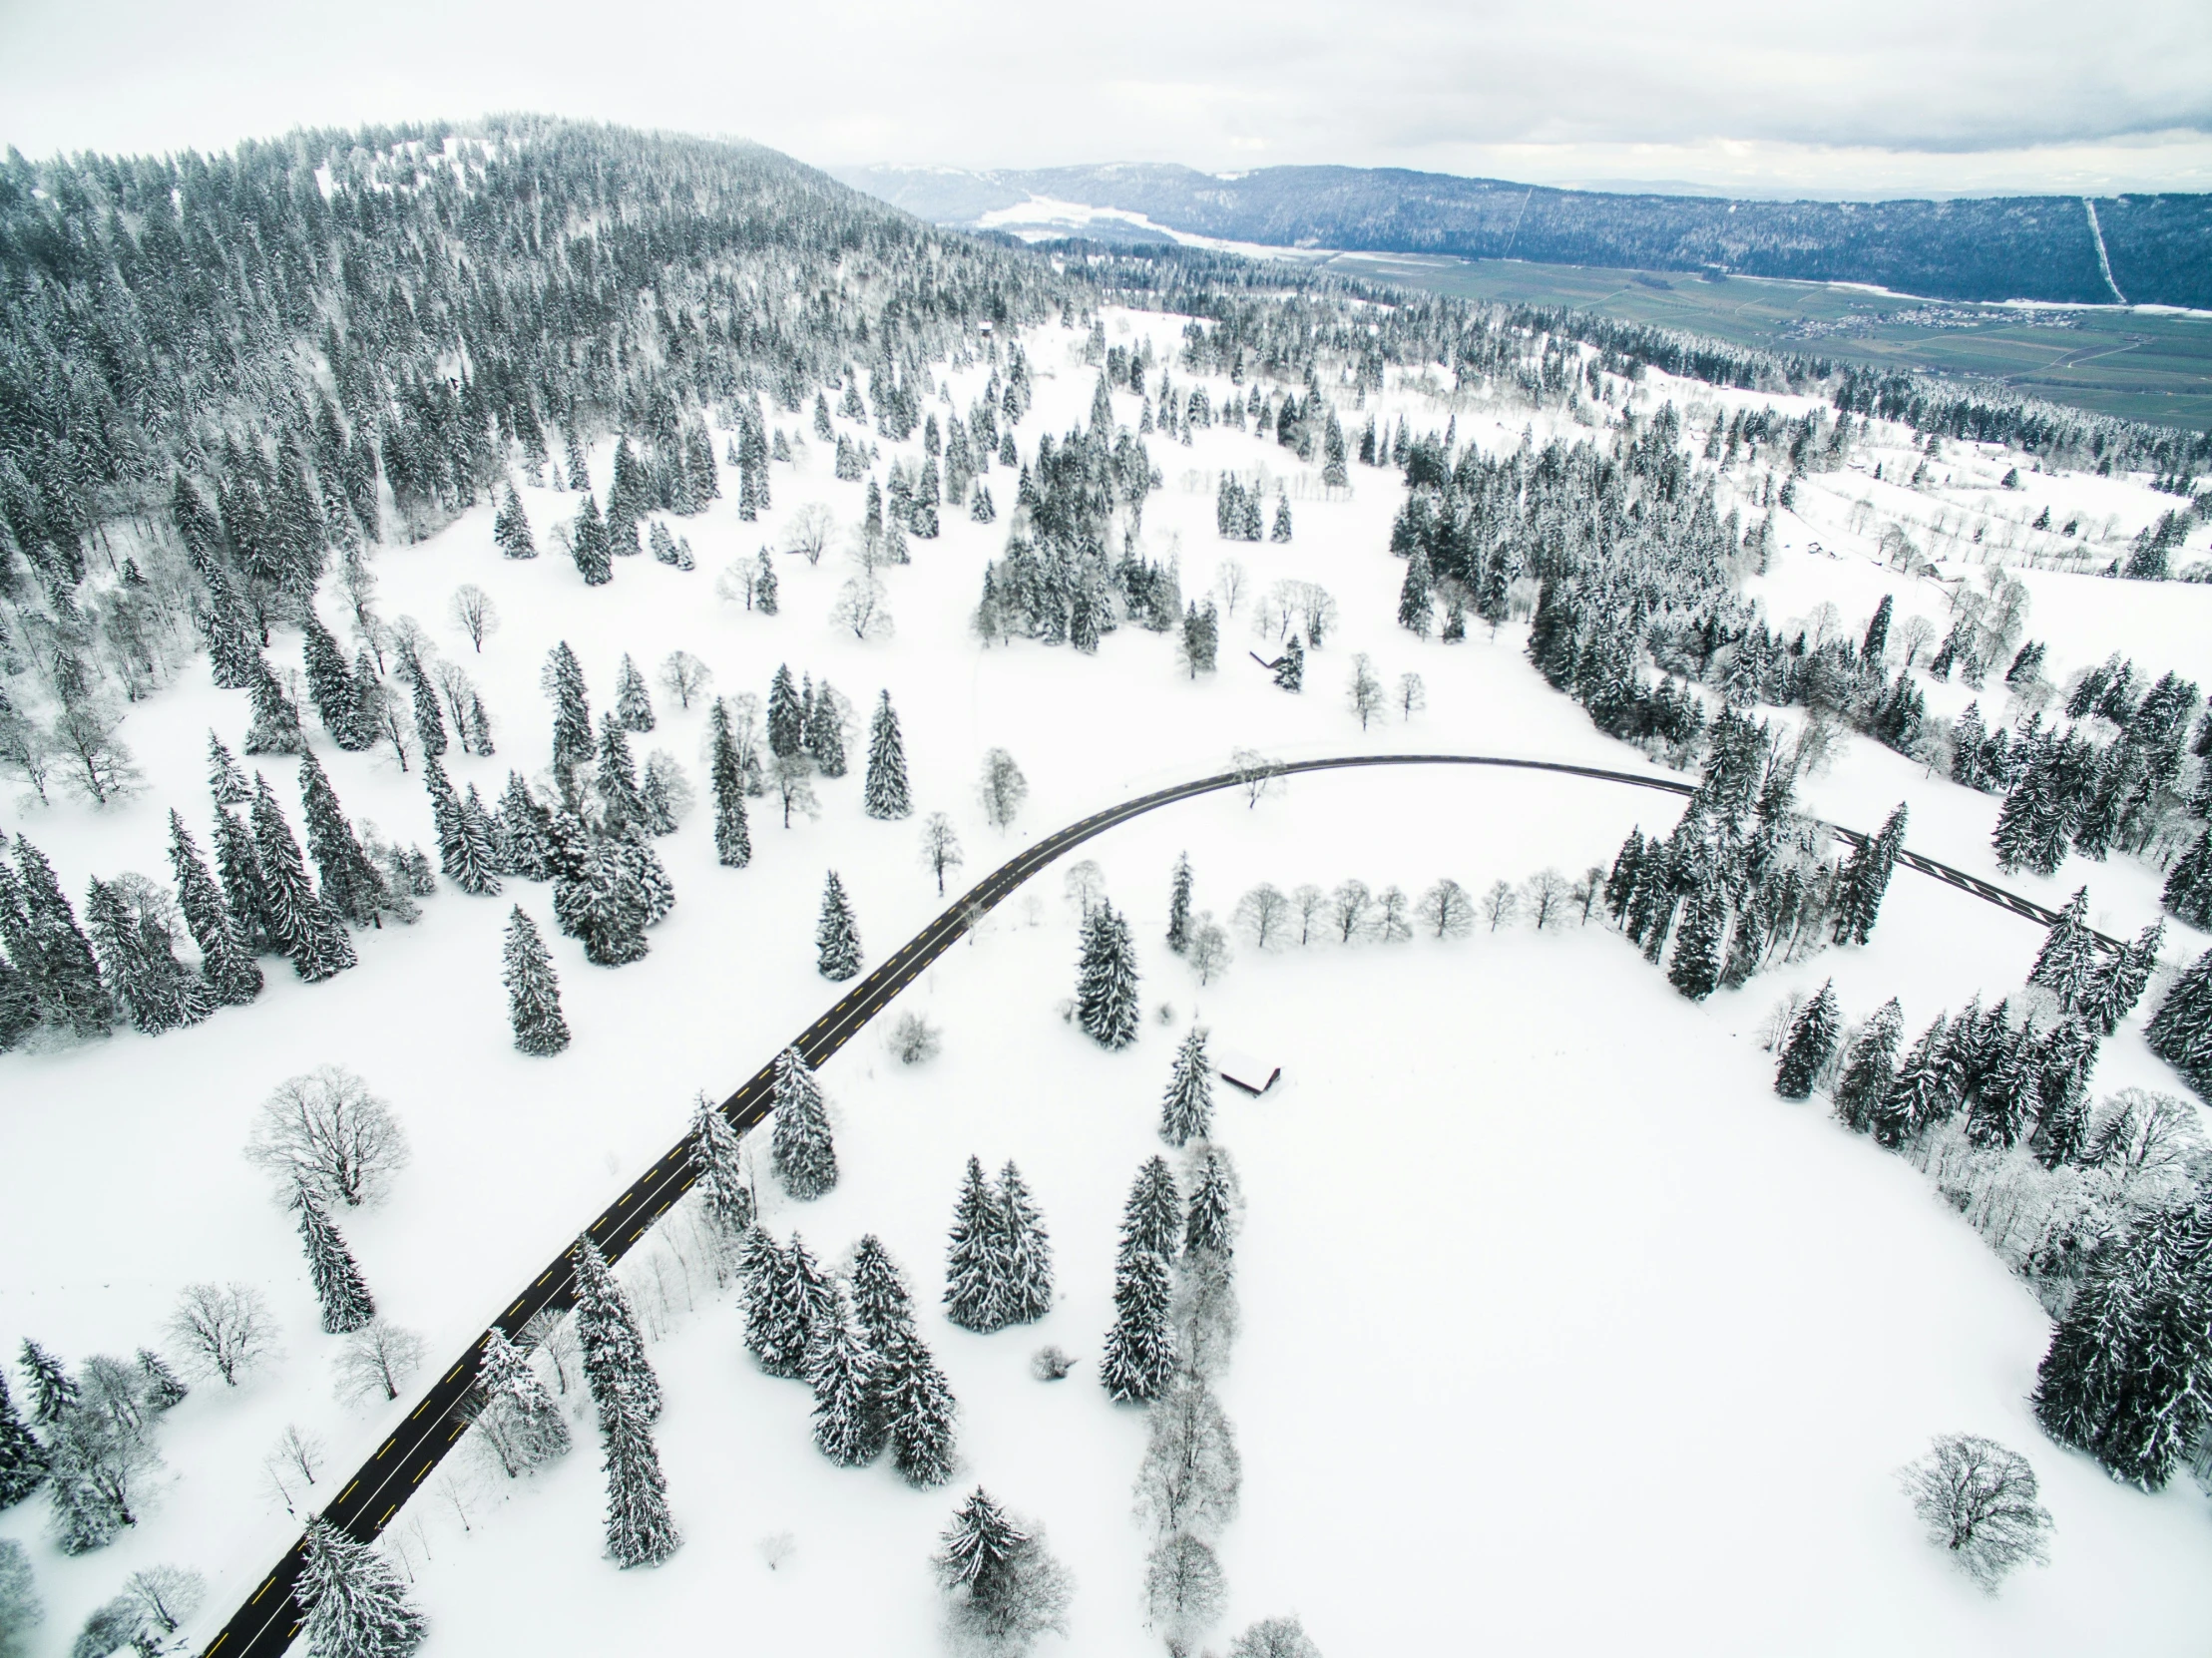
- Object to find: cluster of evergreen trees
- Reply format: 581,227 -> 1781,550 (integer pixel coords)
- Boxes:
2,1334 -> 189,1557
740,1228 -> 959,1486
1600,711 -> 1904,1001
1075,899 -> 1141,1048
1770,898 -> 2212,1489
944,1156 -> 1055,1334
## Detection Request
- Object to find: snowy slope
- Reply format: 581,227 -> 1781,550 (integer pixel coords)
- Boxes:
3,310 -> 2209,1656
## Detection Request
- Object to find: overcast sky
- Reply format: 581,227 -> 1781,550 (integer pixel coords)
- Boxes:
2,0 -> 2207,197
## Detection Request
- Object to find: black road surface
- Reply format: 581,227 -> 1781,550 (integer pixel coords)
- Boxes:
197,751 -> 2107,1657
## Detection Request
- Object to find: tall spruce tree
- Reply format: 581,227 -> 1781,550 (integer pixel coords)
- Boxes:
543,641 -> 595,789
613,654 -> 656,732
1666,879 -> 1727,1002
298,749 -> 386,925
881,1318 -> 959,1487
251,776 -> 356,981
502,907 -> 570,1055
945,1157 -> 1006,1332
208,730 -> 251,807
806,1281 -> 884,1467
11,837 -> 114,1036
815,871 -> 863,981
572,1238 -> 662,1428
168,811 -> 261,1004
599,1397 -> 680,1568
294,1520 -> 427,1658
213,806 -> 277,956
2162,826 -> 2212,929
689,1095 -> 753,1237
998,1161 -> 1054,1325
1077,900 -> 1140,1048
1834,998 -> 1904,1132
1165,854 -> 1194,954
1185,1151 -> 1237,1259
2145,947 -> 2212,1084
1774,981 -> 1841,1099
1100,1246 -> 1177,1404
1124,1158 -> 1182,1263
85,877 -> 215,1036
294,1187 -> 376,1334
302,613 -> 369,749
1832,803 -> 1908,947
0,1370 -> 46,1508
707,699 -> 753,868
2027,888 -> 2099,1010
1868,1015 -> 1957,1148
862,691 -> 912,819
474,1329 -> 571,1477
771,1046 -> 838,1199
1159,1028 -> 1214,1145
767,665 -> 805,759
807,684 -> 847,777
739,1228 -> 801,1378
18,1340 -> 75,1427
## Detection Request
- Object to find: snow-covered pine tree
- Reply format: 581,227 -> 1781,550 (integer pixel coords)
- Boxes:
594,714 -> 647,839
1100,1245 -> 1177,1404
19,1340 -> 74,1429
998,1161 -> 1054,1325
738,1228 -> 802,1378
572,1237 -> 662,1429
935,1486 -> 1069,1651
807,684 -> 847,777
945,1157 -> 1006,1332
1831,803 -> 1908,947
689,1093 -> 753,1237
2145,947 -> 2212,1084
815,870 -> 862,981
766,664 -> 805,758
0,1370 -> 48,1508
863,691 -> 912,819
1965,1020 -> 2037,1149
806,1281 -> 884,1467
561,841 -> 651,968
135,1349 -> 187,1415
1666,879 -> 1727,1002
294,1187 -> 376,1334
85,876 -> 215,1036
614,654 -> 655,733
497,772 -> 555,880
1834,998 -> 1904,1132
9,838 -> 115,1036
1077,900 -> 1141,1048
213,806 -> 277,956
771,1046 -> 838,1199
1166,853 -> 1194,955
1868,1015 -> 1957,1148
2027,888 -> 2099,1011
474,1328 -> 571,1477
1185,1150 -> 1237,1259
493,486 -> 536,559
249,778 -> 356,982
1124,1157 -> 1182,1263
707,698 -> 753,869
294,1519 -> 427,1658
880,1318 -> 960,1487
1774,981 -> 1841,1098
1159,1028 -> 1214,1145
208,730 -> 251,807
502,907 -> 570,1055
302,613 -> 369,749
2032,1200 -> 2212,1489
2076,921 -> 2162,1035
449,785 -> 503,897
638,759 -> 678,837
243,656 -> 307,755
2162,826 -> 2212,929
570,495 -> 613,586
544,642 -> 594,785
167,812 -> 261,1006
600,1396 -> 680,1568
298,749 -> 387,924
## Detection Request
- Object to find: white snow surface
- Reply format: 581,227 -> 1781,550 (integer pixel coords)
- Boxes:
3,311 -> 2210,1656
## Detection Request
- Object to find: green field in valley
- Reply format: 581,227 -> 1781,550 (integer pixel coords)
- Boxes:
1320,251 -> 2212,433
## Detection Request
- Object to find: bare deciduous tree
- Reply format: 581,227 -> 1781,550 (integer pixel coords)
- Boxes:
1187,916 -> 1231,985
1135,1374 -> 1241,1541
1396,671 -> 1426,721
52,700 -> 144,806
1523,868 -> 1571,931
123,1565 -> 205,1643
920,812 -> 965,896
978,748 -> 1028,832
1063,860 -> 1106,918
1290,884 -> 1328,946
1481,879 -> 1520,932
169,1283 -> 277,1387
769,753 -> 821,828
0,706 -> 56,805
335,1320 -> 426,1406
830,573 -> 893,641
1211,559 -> 1249,618
782,503 -> 834,565
1228,748 -> 1281,809
1415,878 -> 1475,939
1144,1533 -> 1227,1655
1373,885 -> 1413,943
1346,653 -> 1385,731
1898,1434 -> 2052,1590
1329,879 -> 1372,943
657,650 -> 712,710
890,1012 -> 942,1065
1227,1616 -> 1323,1658
245,1066 -> 410,1209
448,585 -> 499,652
1232,884 -> 1291,950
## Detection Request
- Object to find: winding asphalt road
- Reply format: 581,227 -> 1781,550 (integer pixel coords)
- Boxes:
195,750 -> 2111,1657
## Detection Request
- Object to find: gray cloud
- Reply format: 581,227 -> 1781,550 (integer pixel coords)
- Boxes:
0,0 -> 2205,193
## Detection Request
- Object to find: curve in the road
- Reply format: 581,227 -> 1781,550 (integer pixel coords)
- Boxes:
196,750 -> 2107,1657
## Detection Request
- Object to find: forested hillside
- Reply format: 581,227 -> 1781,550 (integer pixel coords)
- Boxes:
840,163 -> 2212,309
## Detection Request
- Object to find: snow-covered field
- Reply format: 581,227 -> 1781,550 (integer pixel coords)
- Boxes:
5,308 -> 2210,1656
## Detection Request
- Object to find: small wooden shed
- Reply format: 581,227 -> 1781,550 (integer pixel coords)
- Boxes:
1214,1044 -> 1281,1097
